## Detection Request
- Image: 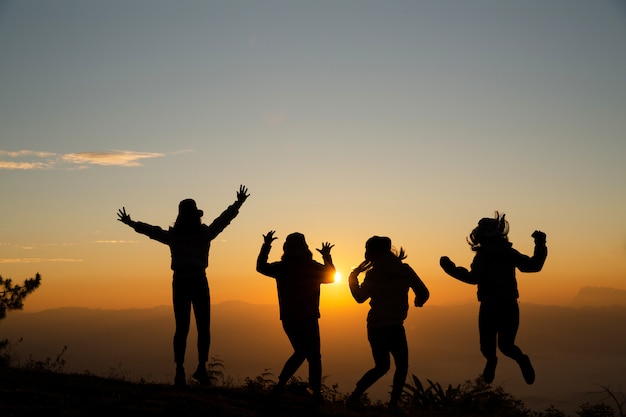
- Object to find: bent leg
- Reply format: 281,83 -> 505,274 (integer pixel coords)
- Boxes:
352,326 -> 391,397
389,325 -> 409,406
277,320 -> 308,385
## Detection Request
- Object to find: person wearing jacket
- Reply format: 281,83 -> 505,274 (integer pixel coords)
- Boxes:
256,231 -> 335,406
117,185 -> 249,387
347,236 -> 429,416
440,211 -> 547,385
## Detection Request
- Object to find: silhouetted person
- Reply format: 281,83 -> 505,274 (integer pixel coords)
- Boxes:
347,236 -> 429,416
256,231 -> 335,406
117,185 -> 249,387
439,211 -> 547,385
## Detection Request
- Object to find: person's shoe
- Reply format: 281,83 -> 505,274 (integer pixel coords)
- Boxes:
482,357 -> 498,384
174,368 -> 186,387
346,395 -> 365,411
269,383 -> 284,401
387,404 -> 408,417
518,355 -> 535,385
311,391 -> 324,407
192,367 -> 212,386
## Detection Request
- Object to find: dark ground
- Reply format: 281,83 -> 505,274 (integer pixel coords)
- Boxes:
0,367 -> 395,417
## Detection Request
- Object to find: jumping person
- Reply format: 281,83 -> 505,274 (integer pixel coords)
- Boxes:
347,236 -> 429,416
440,211 -> 547,385
117,185 -> 249,387
256,231 -> 335,406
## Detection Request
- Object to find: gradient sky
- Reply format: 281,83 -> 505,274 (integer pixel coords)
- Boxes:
1,1 -> 625,312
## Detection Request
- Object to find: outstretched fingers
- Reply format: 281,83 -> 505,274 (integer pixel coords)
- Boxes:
263,230 -> 277,245
237,185 -> 250,202
316,242 -> 334,256
117,207 -> 131,223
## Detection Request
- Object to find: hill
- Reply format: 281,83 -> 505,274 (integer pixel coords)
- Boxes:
0,365 -> 361,417
2,301 -> 626,414
2,365 -> 613,417
571,287 -> 626,307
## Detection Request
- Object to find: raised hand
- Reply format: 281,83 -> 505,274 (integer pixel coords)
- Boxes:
353,260 -> 372,274
531,230 -> 546,245
117,207 -> 132,225
316,242 -> 334,257
237,185 -> 250,204
263,230 -> 277,246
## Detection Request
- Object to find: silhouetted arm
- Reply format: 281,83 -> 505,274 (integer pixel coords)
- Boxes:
206,185 -> 250,239
316,242 -> 336,284
256,231 -> 278,277
348,261 -> 371,303
439,256 -> 477,285
117,207 -> 169,244
516,230 -> 548,273
405,264 -> 429,307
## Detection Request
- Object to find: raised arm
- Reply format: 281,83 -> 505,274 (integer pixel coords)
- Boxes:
316,242 -> 336,283
348,260 -> 372,303
206,185 -> 250,238
256,230 -> 278,277
117,207 -> 169,243
517,230 -> 548,272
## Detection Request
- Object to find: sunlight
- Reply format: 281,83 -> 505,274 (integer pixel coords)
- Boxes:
334,271 -> 342,283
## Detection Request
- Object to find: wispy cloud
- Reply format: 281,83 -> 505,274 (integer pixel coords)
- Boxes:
0,258 -> 84,264
92,240 -> 138,244
0,149 -> 172,170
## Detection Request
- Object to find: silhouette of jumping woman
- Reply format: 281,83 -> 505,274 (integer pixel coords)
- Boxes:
439,211 -> 547,385
256,231 -> 335,406
117,185 -> 249,387
347,236 -> 429,416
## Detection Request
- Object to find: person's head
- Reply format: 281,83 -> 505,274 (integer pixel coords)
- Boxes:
467,211 -> 509,250
173,198 -> 203,231
282,232 -> 313,261
364,236 -> 393,262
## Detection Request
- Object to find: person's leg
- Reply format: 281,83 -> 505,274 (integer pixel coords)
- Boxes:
191,276 -> 211,384
478,303 -> 498,383
303,320 -> 322,402
172,277 -> 192,386
300,321 -> 322,387
497,301 -> 534,384
388,325 -> 409,407
276,320 -> 307,387
350,326 -> 391,400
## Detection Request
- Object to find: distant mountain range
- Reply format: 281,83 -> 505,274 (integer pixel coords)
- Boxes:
571,286 -> 626,307
2,297 -> 625,414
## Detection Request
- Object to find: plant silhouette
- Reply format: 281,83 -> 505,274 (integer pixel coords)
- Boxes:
0,273 -> 41,320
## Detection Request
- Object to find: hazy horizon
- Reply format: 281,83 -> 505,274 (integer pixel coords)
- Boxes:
4,301 -> 626,415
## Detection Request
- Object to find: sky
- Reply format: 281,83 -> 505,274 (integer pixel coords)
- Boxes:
1,0 -> 625,312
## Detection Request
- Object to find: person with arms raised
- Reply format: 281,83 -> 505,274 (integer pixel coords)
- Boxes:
117,185 -> 249,387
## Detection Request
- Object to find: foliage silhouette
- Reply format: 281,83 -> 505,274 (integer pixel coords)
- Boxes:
0,272 -> 41,320
1,360 -> 625,417
0,272 -> 42,368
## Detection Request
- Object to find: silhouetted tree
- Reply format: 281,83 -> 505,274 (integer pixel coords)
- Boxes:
0,273 -> 41,320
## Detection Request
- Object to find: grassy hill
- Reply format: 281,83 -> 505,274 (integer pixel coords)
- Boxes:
2,365 -> 621,417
